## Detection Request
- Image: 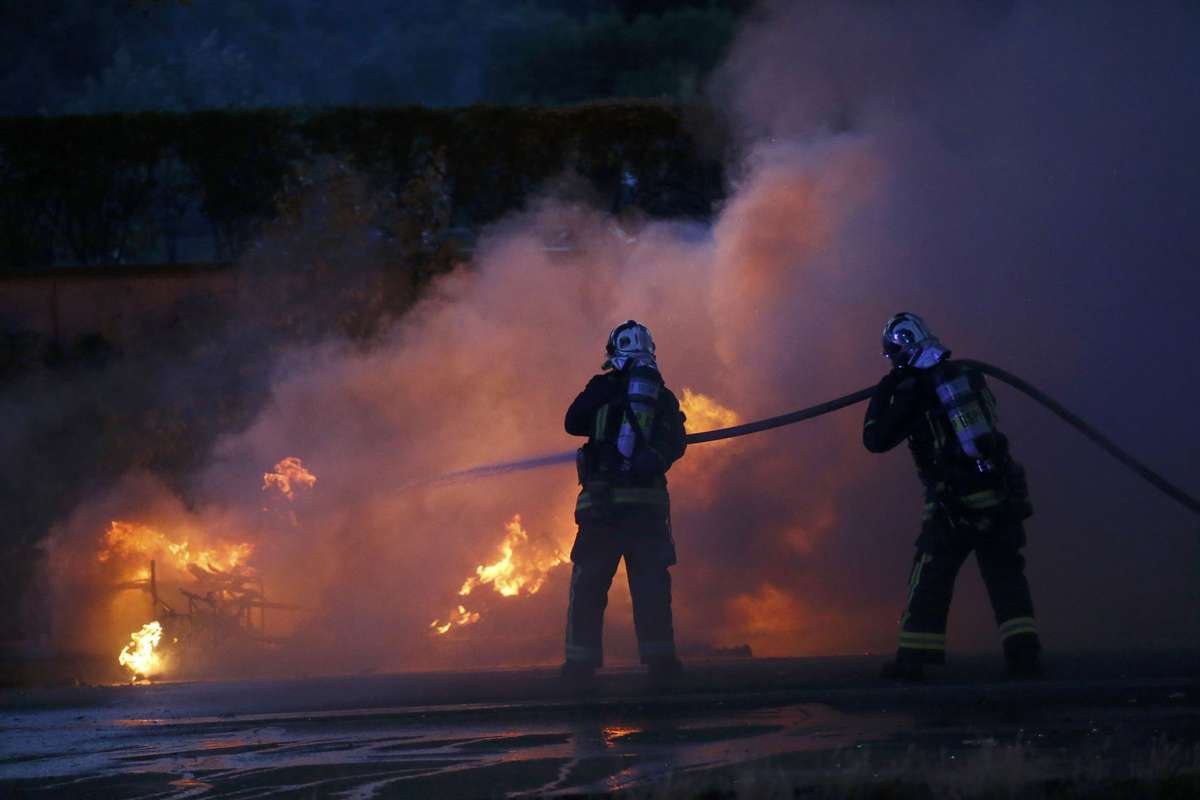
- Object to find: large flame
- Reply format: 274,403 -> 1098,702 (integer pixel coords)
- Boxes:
458,515 -> 565,598
262,456 -> 317,500
679,387 -> 740,434
98,521 -> 254,577
117,620 -> 163,679
432,514 -> 567,635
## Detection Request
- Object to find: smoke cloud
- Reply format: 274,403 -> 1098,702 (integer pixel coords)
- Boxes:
45,0 -> 1200,677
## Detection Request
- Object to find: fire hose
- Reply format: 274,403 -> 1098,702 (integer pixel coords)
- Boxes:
433,360 -> 1200,518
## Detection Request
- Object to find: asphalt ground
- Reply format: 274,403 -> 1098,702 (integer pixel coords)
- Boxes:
1,652 -> 1197,798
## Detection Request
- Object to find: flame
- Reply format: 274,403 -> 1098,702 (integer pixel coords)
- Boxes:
118,621 -> 163,679
99,521 -> 254,576
430,605 -> 481,635
459,515 -> 565,598
679,388 -> 739,435
431,514 -> 567,635
262,456 -> 316,500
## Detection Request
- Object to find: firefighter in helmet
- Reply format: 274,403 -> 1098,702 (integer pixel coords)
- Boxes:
864,313 -> 1041,680
562,320 -> 688,683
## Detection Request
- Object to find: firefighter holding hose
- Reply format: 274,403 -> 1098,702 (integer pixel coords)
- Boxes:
562,320 -> 687,684
864,313 -> 1042,681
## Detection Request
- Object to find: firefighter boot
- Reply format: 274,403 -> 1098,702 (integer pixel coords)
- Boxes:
560,660 -> 596,687
646,656 -> 685,688
880,651 -> 927,682
1005,647 -> 1042,679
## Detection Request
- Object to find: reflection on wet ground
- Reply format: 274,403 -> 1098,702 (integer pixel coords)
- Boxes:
2,655 -> 1198,797
2,700 -> 902,796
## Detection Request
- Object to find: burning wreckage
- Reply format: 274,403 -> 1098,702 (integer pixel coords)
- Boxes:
102,459 -> 314,681
86,388 -> 738,683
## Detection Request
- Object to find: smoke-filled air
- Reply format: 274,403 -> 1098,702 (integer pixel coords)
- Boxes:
42,1 -> 1200,680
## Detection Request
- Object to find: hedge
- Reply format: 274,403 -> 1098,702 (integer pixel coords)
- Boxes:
0,103 -> 727,269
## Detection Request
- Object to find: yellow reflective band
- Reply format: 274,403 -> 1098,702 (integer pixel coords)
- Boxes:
902,554 -> 932,618
576,488 -> 669,511
1001,627 -> 1038,639
961,489 -> 1003,509
594,405 -> 609,440
565,644 -> 599,660
864,419 -> 878,428
897,640 -> 946,651
999,616 -> 1037,632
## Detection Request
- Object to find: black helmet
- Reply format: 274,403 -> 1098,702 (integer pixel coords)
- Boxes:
881,312 -> 948,368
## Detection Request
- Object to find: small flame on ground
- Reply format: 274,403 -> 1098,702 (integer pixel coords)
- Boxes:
431,514 -> 567,635
118,621 -> 163,679
262,456 -> 317,500
679,388 -> 739,435
430,606 -> 481,635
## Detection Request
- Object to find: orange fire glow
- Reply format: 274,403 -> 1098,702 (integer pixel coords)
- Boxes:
98,521 -> 254,576
262,456 -> 317,500
679,388 -> 739,436
431,514 -> 567,635
118,620 -> 164,679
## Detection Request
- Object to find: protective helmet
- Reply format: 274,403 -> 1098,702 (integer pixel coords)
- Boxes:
603,320 -> 655,370
606,320 -> 654,357
881,312 -> 948,368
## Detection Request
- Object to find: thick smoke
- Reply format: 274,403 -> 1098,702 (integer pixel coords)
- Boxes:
47,1 -> 1200,676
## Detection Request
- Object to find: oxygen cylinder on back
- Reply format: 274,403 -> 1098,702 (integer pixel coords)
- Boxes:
934,369 -> 997,473
617,357 -> 662,460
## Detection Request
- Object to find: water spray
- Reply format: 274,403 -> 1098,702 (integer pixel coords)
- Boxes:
417,361 -> 1199,518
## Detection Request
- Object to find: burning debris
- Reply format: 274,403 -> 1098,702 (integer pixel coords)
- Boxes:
107,531 -> 302,680
99,521 -> 254,576
87,458 -> 316,680
431,515 -> 567,636
262,456 -> 317,500
430,607 -> 480,636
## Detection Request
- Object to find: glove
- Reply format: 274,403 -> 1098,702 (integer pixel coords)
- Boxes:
875,368 -> 902,396
580,375 -> 620,411
631,447 -> 666,481
881,367 -> 918,396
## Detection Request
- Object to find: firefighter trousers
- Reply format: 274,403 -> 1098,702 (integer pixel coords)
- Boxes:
897,508 -> 1040,664
564,512 -> 677,667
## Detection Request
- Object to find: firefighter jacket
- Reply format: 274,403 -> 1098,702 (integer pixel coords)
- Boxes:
863,359 -> 1031,518
565,371 -> 687,521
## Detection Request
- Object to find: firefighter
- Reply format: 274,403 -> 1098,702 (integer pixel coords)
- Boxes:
864,312 -> 1041,680
562,320 -> 688,684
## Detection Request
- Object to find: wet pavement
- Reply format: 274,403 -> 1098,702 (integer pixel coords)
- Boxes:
1,653 -> 1197,797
